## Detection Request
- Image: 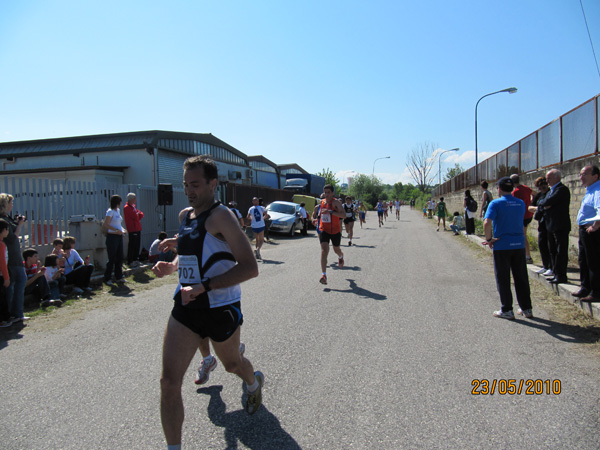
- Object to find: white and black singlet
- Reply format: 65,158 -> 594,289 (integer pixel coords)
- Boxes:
173,202 -> 241,309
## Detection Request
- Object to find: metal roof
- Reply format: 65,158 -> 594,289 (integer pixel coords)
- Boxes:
0,130 -> 248,162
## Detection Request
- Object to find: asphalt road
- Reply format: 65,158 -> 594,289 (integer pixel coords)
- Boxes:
1,208 -> 599,450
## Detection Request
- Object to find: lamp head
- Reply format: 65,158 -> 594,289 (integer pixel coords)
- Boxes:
506,87 -> 517,94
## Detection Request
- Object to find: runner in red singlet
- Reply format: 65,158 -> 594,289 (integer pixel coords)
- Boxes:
318,184 -> 346,285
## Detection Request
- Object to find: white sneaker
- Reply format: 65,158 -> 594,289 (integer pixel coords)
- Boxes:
536,267 -> 548,274
517,308 -> 534,318
543,269 -> 554,277
105,280 -> 115,287
493,310 -> 515,320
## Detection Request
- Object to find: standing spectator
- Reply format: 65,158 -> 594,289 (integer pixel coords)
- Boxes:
102,194 -> 126,286
23,248 -> 58,307
436,197 -> 449,231
123,193 -> 144,267
0,219 -> 11,327
528,177 -> 551,275
510,174 -> 534,263
62,236 -> 93,293
479,180 -> 494,218
573,165 -> 600,302
0,193 -> 29,323
427,198 -> 434,219
298,202 -> 308,236
484,177 -> 533,319
463,190 -> 476,235
537,169 -> 571,285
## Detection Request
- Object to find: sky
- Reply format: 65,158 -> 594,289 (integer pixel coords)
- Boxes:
1,0 -> 599,186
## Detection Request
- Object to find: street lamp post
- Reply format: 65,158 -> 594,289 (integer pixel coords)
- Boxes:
475,87 -> 517,181
373,156 -> 391,175
438,148 -> 460,187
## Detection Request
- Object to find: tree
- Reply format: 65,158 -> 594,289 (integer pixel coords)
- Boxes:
348,173 -> 384,208
316,168 -> 340,192
444,163 -> 464,182
406,141 -> 437,192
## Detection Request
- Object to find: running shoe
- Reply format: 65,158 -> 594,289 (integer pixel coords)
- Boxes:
72,287 -> 84,294
338,256 -> 344,269
493,310 -> 515,320
105,280 -> 114,287
517,308 -> 534,318
0,320 -> 12,328
535,267 -> 548,274
116,278 -> 127,283
244,371 -> 264,415
542,269 -> 554,277
319,274 -> 327,285
348,240 -> 352,246
195,356 -> 217,385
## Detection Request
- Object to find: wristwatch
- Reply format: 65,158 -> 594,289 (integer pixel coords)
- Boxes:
201,277 -> 212,293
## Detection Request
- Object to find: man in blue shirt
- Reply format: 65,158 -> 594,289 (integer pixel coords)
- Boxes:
483,177 -> 533,320
573,165 -> 600,302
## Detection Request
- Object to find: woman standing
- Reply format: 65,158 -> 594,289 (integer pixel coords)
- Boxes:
464,189 -> 476,235
102,195 -> 126,286
0,193 -> 29,322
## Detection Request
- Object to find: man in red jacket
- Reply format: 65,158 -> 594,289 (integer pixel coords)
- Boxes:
124,192 -> 144,267
511,174 -> 534,264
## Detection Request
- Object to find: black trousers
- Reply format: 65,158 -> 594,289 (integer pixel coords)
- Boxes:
127,231 -> 141,264
578,226 -> 600,297
493,248 -> 532,312
66,265 -> 93,289
464,213 -> 475,235
547,230 -> 570,279
537,222 -> 551,270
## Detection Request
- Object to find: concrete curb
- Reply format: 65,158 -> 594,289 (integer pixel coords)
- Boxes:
462,231 -> 600,319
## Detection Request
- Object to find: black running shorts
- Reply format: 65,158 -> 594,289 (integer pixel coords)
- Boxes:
319,231 -> 342,247
171,301 -> 243,342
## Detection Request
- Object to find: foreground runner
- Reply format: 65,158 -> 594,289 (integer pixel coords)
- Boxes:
152,156 -> 263,450
318,184 -> 346,285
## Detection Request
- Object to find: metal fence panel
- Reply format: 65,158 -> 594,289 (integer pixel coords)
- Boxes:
562,99 -> 596,160
521,132 -> 537,172
539,120 -> 561,168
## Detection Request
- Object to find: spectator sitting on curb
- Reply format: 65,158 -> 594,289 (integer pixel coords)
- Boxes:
62,236 -> 94,294
23,248 -> 60,308
149,232 -> 175,263
449,212 -> 464,235
44,254 -> 67,301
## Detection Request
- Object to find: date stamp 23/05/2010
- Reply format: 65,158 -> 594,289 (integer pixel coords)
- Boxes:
471,379 -> 561,396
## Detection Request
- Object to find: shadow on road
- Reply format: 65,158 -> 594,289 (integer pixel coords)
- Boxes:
260,259 -> 284,265
0,322 -> 25,350
323,279 -> 387,301
198,385 -> 301,450
517,316 -> 600,344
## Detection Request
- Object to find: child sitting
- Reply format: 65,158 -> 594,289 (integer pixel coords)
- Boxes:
44,254 -> 67,301
51,238 -> 66,269
449,211 -> 465,235
23,248 -> 61,308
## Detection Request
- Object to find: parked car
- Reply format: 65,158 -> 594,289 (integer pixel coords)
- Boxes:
265,201 -> 303,236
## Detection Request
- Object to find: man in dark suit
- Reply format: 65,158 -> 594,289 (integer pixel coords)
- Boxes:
537,169 -> 571,284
